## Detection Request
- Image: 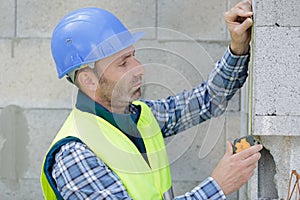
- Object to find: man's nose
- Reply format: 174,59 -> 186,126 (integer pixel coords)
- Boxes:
132,58 -> 145,76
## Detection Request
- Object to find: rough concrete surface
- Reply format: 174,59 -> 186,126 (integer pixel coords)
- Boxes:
158,0 -> 227,41
135,39 -> 215,83
17,0 -> 156,38
253,116 -> 300,136
168,117 -> 225,181
254,0 -> 300,27
290,137 -> 300,170
250,0 -> 300,199
0,39 -> 75,109
0,179 -> 44,199
0,108 -> 70,196
137,39 -> 241,112
23,109 -> 70,178
0,0 -> 15,37
253,27 -> 300,116
0,39 -> 12,57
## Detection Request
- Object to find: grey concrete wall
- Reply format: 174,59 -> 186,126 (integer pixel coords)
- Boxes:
0,0 -> 244,199
250,0 -> 300,199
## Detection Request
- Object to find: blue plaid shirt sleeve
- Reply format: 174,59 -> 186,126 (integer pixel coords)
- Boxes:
142,47 -> 249,137
175,177 -> 226,200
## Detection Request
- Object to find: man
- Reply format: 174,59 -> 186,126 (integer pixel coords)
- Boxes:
41,1 -> 262,199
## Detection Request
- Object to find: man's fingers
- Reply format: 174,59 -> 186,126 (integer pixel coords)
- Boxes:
225,0 -> 253,22
237,144 -> 263,159
237,0 -> 252,12
234,8 -> 253,19
226,141 -> 234,156
243,152 -> 261,167
225,9 -> 252,24
240,17 -> 253,32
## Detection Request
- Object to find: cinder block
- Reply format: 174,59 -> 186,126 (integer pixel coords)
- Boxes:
0,109 -> 3,150
254,0 -> 300,27
227,90 -> 240,112
136,40 -> 240,111
17,0 -> 156,38
0,179 -> 44,199
225,112 -> 242,141
136,40 -> 219,101
168,116 -> 226,181
23,109 -> 70,178
290,137 -> 300,170
0,39 -> 12,57
0,39 -> 74,108
253,116 -> 300,136
253,27 -> 300,116
0,1 -> 15,37
0,40 -> 13,84
200,42 -> 229,62
158,0 -> 227,41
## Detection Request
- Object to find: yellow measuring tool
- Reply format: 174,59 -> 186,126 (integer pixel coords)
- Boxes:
248,3 -> 255,137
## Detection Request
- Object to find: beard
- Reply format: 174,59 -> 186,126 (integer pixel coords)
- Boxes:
96,75 -> 142,109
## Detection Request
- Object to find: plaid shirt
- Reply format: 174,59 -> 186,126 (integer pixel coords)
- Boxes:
52,47 -> 249,199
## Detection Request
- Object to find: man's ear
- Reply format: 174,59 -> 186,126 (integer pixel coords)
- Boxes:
76,70 -> 98,91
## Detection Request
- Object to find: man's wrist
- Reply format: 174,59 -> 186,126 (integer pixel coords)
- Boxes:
229,43 -> 250,56
205,177 -> 227,199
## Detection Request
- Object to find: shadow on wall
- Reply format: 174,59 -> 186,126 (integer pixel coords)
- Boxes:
0,105 -> 29,190
258,148 -> 279,199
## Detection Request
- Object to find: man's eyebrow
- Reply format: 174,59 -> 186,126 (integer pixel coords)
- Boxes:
119,50 -> 135,61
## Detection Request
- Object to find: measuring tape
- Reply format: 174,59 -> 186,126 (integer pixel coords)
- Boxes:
248,2 -> 255,136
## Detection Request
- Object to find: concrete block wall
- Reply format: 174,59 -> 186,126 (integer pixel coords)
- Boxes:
250,0 -> 300,199
0,0 -> 244,199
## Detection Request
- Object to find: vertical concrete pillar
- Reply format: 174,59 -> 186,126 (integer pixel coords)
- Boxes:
249,0 -> 300,199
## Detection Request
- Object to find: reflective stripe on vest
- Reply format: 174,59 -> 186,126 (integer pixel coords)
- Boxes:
41,101 -> 173,200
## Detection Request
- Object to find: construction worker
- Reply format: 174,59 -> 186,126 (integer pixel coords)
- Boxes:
41,1 -> 262,199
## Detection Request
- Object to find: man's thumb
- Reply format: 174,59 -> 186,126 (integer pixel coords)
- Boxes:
226,141 -> 233,155
241,17 -> 253,32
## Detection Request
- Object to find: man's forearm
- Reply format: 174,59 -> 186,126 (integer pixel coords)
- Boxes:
207,46 -> 249,117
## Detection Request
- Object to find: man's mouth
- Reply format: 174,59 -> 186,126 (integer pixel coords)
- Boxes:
132,81 -> 142,88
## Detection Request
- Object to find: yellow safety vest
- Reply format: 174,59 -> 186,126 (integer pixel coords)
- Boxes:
40,101 -> 173,200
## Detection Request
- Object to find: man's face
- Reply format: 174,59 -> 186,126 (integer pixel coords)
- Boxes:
94,46 -> 145,110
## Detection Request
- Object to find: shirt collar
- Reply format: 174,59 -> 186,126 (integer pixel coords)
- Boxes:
75,90 -> 140,123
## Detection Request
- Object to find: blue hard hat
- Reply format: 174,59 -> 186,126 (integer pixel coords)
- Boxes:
51,7 -> 144,78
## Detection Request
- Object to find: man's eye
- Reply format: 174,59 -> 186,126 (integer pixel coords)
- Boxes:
120,61 -> 126,66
